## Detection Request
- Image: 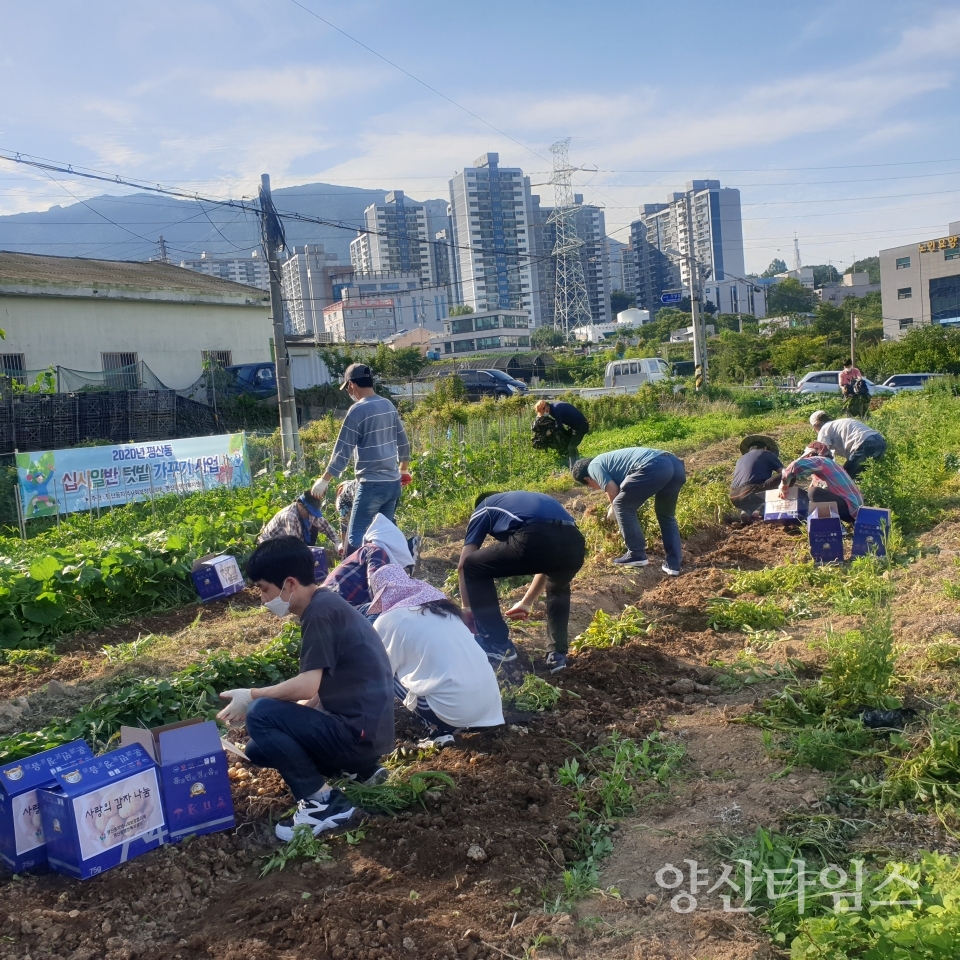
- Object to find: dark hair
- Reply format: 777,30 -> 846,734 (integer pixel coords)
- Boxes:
349,376 -> 374,388
246,536 -> 315,588
416,598 -> 469,626
571,457 -> 594,484
844,359 -> 853,367
474,491 -> 499,509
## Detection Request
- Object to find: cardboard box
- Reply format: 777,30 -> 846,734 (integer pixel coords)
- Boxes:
120,719 -> 234,843
852,507 -> 891,559
191,554 -> 244,603
764,487 -> 803,522
37,744 -> 167,879
0,740 -> 94,873
808,502 -> 845,564
310,546 -> 329,582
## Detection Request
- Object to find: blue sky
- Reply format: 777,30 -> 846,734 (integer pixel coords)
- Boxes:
1,0 -> 958,273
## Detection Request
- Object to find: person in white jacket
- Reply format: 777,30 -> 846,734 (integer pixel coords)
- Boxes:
369,564 -> 504,747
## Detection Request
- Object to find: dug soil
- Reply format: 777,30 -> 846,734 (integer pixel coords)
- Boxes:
0,519 -> 858,960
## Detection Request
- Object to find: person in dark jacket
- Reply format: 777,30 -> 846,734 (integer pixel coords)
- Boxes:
729,435 -> 783,520
535,399 -> 590,465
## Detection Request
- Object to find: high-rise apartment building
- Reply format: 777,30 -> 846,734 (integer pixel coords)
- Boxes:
280,244 -> 353,338
531,194 -> 611,328
349,191 -> 436,287
630,181 -> 744,313
179,251 -> 270,291
448,153 -> 542,323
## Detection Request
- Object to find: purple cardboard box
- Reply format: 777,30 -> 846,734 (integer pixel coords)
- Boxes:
121,719 -> 235,843
310,546 -> 329,583
37,743 -> 166,879
0,740 -> 94,873
191,554 -> 244,603
851,507 -> 891,559
808,502 -> 845,564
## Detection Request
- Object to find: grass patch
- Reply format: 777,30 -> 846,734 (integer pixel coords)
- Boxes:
260,824 -> 332,877
339,769 -> 455,815
506,675 -> 564,712
571,605 -> 651,653
548,731 -> 685,912
729,555 -> 894,617
706,597 -> 789,631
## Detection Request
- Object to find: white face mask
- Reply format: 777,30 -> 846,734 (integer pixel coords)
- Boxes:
263,582 -> 292,618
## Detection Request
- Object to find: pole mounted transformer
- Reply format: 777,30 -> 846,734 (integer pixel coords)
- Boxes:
259,173 -> 303,470
548,139 -> 593,340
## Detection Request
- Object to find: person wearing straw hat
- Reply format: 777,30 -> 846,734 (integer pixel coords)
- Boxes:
729,435 -> 784,520
258,491 -> 340,547
369,564 -> 503,748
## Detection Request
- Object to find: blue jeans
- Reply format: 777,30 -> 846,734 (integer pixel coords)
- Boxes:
245,698 -> 381,801
393,677 -> 457,735
346,479 -> 402,554
613,453 -> 686,570
844,435 -> 887,479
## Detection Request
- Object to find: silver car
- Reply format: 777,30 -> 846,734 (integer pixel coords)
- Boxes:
794,371 -> 896,396
881,373 -> 945,392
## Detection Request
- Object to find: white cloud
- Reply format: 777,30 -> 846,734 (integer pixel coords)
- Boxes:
209,65 -> 386,107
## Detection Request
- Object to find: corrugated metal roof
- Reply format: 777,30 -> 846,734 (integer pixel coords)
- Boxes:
0,250 -> 270,301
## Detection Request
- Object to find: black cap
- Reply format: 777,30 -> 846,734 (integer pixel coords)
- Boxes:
341,362 -> 373,389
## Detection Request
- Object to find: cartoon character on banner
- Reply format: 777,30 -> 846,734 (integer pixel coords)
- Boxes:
227,434 -> 251,488
18,452 -> 60,518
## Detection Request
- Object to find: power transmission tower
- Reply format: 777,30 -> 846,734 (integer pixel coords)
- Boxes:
259,173 -> 303,470
548,139 -> 592,339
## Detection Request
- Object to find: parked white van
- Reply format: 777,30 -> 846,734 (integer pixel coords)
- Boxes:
603,358 -> 671,390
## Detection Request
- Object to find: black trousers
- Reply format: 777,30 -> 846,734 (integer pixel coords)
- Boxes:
463,522 -> 586,655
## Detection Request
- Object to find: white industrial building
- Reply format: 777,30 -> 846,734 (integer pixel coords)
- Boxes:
700,278 -> 767,318
880,221 -> 960,338
323,298 -> 397,343
431,309 -> 531,356
280,244 -> 353,338
0,252 -> 272,390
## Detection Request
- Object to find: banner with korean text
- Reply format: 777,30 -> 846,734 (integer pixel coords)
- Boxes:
15,433 -> 250,520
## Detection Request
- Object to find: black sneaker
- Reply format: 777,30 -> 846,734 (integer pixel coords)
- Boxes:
545,651 -> 567,673
485,645 -> 518,665
613,552 -> 649,567
275,789 -> 355,841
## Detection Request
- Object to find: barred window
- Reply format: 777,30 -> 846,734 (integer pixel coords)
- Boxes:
202,350 -> 233,368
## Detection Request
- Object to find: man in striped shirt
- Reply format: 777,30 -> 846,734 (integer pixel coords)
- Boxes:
311,363 -> 412,553
780,441 -> 864,523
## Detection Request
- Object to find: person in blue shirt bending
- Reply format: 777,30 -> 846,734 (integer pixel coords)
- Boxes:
572,447 -> 686,575
457,491 -> 585,673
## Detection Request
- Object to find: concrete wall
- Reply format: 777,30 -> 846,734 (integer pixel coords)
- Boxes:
0,294 -> 273,389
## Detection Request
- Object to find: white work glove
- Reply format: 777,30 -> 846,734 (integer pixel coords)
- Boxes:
311,477 -> 330,498
606,505 -> 615,522
217,689 -> 253,726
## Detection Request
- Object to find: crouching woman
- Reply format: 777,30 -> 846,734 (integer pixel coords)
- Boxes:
369,564 -> 504,746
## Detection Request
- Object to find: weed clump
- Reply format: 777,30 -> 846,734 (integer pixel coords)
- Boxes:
571,605 -> 650,653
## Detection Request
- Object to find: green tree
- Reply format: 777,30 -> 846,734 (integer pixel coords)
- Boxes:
448,304 -> 474,316
531,326 -> 565,349
859,325 -> 960,381
610,289 -> 634,314
845,256 -> 880,284
811,264 -> 841,288
767,277 -> 816,314
710,331 -> 770,383
761,258 -> 788,278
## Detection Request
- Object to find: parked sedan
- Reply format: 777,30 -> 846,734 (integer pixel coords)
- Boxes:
794,371 -> 896,396
881,373 -> 945,392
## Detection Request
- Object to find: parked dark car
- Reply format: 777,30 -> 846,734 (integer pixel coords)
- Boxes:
224,362 -> 277,399
671,360 -> 696,377
456,369 -> 528,400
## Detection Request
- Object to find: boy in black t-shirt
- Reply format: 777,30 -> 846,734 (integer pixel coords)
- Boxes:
217,536 -> 394,839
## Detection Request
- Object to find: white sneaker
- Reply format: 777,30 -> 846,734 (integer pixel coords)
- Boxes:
417,733 -> 455,750
661,563 -> 681,577
274,789 -> 355,841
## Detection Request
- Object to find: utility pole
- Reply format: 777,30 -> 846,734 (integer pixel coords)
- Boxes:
850,311 -> 856,367
259,173 -> 303,470
690,257 -> 708,390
